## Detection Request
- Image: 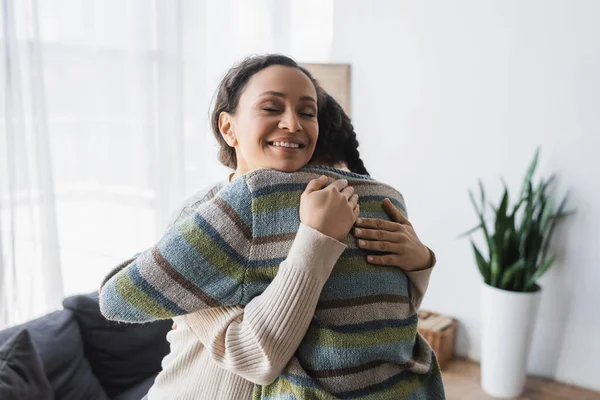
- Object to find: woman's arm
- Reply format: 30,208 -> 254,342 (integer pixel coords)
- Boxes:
185,223 -> 345,385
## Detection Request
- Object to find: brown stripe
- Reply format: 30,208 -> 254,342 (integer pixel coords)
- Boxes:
348,180 -> 379,187
214,197 -> 252,241
307,360 -> 388,378
253,232 -> 296,245
318,294 -> 410,310
151,247 -> 221,308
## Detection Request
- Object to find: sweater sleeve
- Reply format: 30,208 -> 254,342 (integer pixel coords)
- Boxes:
185,223 -> 346,385
405,247 -> 436,310
99,178 -> 253,323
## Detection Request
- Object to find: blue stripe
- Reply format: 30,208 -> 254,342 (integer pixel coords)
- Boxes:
241,281 -> 270,305
128,263 -> 187,315
191,213 -> 249,268
248,256 -> 286,269
320,270 -> 409,301
253,183 -> 306,197
298,340 -> 416,371
217,178 -> 252,227
311,314 -> 418,334
278,373 -> 322,390
100,279 -> 156,322
158,228 -> 242,305
254,208 -> 300,236
301,165 -> 374,182
357,211 -> 397,220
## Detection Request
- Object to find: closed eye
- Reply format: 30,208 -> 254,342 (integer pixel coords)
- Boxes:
263,108 -> 281,113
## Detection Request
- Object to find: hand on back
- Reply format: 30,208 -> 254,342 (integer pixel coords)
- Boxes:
300,176 -> 359,242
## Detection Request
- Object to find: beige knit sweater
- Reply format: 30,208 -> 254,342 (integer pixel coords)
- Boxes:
145,180 -> 434,400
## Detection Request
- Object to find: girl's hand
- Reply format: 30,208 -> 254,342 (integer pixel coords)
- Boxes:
300,176 -> 360,241
353,198 -> 432,271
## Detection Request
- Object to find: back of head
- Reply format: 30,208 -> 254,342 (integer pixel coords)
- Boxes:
311,94 -> 369,176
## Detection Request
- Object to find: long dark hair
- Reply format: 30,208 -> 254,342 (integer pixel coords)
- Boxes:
311,93 -> 369,175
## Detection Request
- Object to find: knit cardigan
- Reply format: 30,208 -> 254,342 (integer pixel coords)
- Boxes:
100,166 -> 445,399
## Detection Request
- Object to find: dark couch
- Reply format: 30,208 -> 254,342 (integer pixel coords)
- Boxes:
0,292 -> 172,400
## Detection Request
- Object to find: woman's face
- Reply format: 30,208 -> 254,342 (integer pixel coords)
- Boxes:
219,65 -> 319,175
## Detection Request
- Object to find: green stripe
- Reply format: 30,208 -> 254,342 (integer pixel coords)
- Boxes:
255,375 -> 332,400
331,256 -> 385,274
253,190 -> 302,213
255,370 -> 430,400
358,200 -> 387,214
114,271 -> 173,318
304,324 -> 416,348
179,218 -> 245,283
246,266 -> 279,283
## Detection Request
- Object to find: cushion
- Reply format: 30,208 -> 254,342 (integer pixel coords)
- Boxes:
63,292 -> 171,398
0,329 -> 52,400
112,374 -> 156,400
0,310 -> 109,400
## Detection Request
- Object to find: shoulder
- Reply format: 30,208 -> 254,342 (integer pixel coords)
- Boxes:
167,180 -> 228,227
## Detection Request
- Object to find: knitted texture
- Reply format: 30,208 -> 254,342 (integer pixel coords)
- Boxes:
100,166 -> 445,399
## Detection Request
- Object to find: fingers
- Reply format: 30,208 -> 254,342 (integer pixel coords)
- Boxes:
328,178 -> 349,192
341,186 -> 355,200
366,254 -> 403,267
382,198 -> 411,225
352,203 -> 360,221
348,193 -> 359,209
357,238 -> 401,253
354,227 -> 400,242
355,217 -> 402,232
304,175 -> 328,194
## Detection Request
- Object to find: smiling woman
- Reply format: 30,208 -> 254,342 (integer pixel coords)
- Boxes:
213,62 -> 322,177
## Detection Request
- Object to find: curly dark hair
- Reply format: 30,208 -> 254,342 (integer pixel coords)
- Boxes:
311,93 -> 369,175
210,54 -> 325,169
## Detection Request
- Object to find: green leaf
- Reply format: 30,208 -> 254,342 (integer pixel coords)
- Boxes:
524,256 -> 555,291
500,259 -> 525,289
471,240 -> 490,283
478,179 -> 486,211
519,147 -> 539,200
494,188 -> 510,284
540,192 -> 570,264
469,187 -> 494,261
469,189 -> 482,215
457,223 -> 483,239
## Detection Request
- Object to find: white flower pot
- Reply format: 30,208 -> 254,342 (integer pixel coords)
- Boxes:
480,282 -> 541,398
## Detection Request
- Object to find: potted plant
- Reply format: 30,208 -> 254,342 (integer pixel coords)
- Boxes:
463,148 -> 570,398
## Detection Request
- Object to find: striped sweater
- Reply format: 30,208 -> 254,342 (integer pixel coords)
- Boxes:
100,166 -> 445,399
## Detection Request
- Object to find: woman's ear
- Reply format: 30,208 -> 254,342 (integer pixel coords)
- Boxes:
219,111 -> 237,147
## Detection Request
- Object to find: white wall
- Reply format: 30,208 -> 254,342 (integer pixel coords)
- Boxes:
330,0 -> 600,391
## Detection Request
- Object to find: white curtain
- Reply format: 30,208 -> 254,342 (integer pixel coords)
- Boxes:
0,0 -> 333,328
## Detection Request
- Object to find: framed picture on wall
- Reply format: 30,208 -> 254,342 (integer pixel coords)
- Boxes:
300,63 -> 351,116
